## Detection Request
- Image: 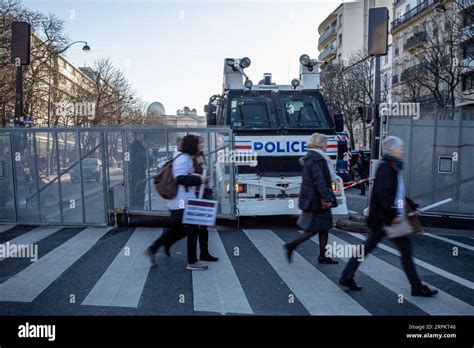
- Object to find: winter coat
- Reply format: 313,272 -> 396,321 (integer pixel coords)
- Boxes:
298,150 -> 336,212
367,160 -> 418,228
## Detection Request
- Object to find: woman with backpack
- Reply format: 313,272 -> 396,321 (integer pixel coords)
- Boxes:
145,134 -> 211,270
284,132 -> 339,264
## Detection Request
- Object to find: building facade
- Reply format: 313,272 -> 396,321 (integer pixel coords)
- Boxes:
391,0 -> 474,107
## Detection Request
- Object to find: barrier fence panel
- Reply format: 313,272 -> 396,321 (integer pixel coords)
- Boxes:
0,127 -> 236,225
0,132 -> 15,221
124,127 -> 235,220
386,108 -> 474,217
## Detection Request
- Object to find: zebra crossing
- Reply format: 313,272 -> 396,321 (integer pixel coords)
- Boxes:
0,224 -> 472,315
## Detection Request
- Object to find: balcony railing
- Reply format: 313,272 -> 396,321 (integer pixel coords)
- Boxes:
404,32 -> 427,51
392,74 -> 399,85
318,46 -> 337,62
400,64 -> 423,81
318,26 -> 337,46
391,0 -> 435,31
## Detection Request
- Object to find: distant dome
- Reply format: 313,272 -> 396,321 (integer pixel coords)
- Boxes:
147,102 -> 166,117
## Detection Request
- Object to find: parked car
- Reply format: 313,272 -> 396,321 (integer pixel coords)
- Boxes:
70,158 -> 102,183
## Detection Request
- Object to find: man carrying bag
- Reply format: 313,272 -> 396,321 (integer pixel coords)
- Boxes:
339,136 -> 438,297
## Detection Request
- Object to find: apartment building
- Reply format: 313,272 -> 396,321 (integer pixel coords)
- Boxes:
318,0 -> 393,67
391,0 -> 474,107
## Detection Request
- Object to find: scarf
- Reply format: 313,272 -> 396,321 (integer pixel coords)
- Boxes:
309,148 -> 339,182
382,154 -> 404,170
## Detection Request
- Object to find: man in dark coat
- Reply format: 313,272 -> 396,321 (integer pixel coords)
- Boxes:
129,133 -> 147,210
339,136 -> 438,297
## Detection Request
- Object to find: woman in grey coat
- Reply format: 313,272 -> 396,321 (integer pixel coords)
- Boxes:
284,133 -> 340,264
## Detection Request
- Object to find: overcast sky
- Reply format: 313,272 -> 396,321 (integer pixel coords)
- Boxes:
24,0 -> 345,114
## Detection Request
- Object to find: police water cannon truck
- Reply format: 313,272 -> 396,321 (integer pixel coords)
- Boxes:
205,54 -> 348,216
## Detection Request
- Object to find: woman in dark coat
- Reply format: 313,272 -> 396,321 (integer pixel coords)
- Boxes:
284,132 -> 339,264
339,136 -> 438,297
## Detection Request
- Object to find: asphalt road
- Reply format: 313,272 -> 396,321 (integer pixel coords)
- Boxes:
0,189 -> 472,316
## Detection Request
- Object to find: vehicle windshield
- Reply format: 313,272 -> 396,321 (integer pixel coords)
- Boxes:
280,94 -> 333,129
229,97 -> 278,129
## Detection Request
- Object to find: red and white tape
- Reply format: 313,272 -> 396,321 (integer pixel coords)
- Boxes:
342,177 -> 374,190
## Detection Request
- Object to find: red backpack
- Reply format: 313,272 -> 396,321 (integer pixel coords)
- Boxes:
153,153 -> 182,199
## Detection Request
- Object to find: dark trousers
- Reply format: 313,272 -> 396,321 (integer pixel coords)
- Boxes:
341,226 -> 422,288
130,179 -> 146,210
150,209 -> 199,264
360,176 -> 367,195
149,209 -> 210,264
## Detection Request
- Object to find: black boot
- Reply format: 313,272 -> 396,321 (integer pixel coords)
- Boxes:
412,284 -> 438,297
339,277 -> 362,290
164,245 -> 171,258
283,243 -> 295,263
200,253 -> 219,262
318,256 -> 339,264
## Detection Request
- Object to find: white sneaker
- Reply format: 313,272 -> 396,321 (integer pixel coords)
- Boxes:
186,261 -> 208,271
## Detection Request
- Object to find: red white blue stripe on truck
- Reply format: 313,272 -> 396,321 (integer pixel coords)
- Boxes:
223,136 -> 339,160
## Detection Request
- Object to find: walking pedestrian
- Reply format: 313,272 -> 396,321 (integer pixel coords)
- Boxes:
357,150 -> 369,196
339,136 -> 438,297
284,132 -> 339,264
145,134 -> 208,271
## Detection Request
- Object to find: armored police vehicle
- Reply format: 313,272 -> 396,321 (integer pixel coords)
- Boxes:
205,55 -> 348,216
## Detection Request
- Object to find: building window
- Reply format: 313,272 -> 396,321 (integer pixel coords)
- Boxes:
463,73 -> 474,91
463,44 -> 474,59
338,34 -> 343,46
465,8 -> 474,27
338,14 -> 343,27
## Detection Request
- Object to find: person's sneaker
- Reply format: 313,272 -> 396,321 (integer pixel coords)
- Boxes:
186,261 -> 208,271
339,277 -> 362,291
318,256 -> 339,264
144,247 -> 157,267
200,253 -> 219,262
412,284 -> 438,297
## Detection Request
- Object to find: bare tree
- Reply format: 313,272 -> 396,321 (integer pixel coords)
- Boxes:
397,3 -> 474,108
321,61 -> 362,149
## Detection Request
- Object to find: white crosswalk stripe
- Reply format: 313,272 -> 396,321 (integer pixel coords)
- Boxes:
0,227 -> 111,302
192,228 -> 253,314
423,232 -> 474,251
82,228 -> 161,308
243,229 -> 370,315
0,226 -> 472,316
0,226 -> 62,262
347,232 -> 474,289
310,232 -> 474,315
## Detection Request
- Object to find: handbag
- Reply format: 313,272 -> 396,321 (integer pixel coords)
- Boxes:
384,200 -> 423,239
